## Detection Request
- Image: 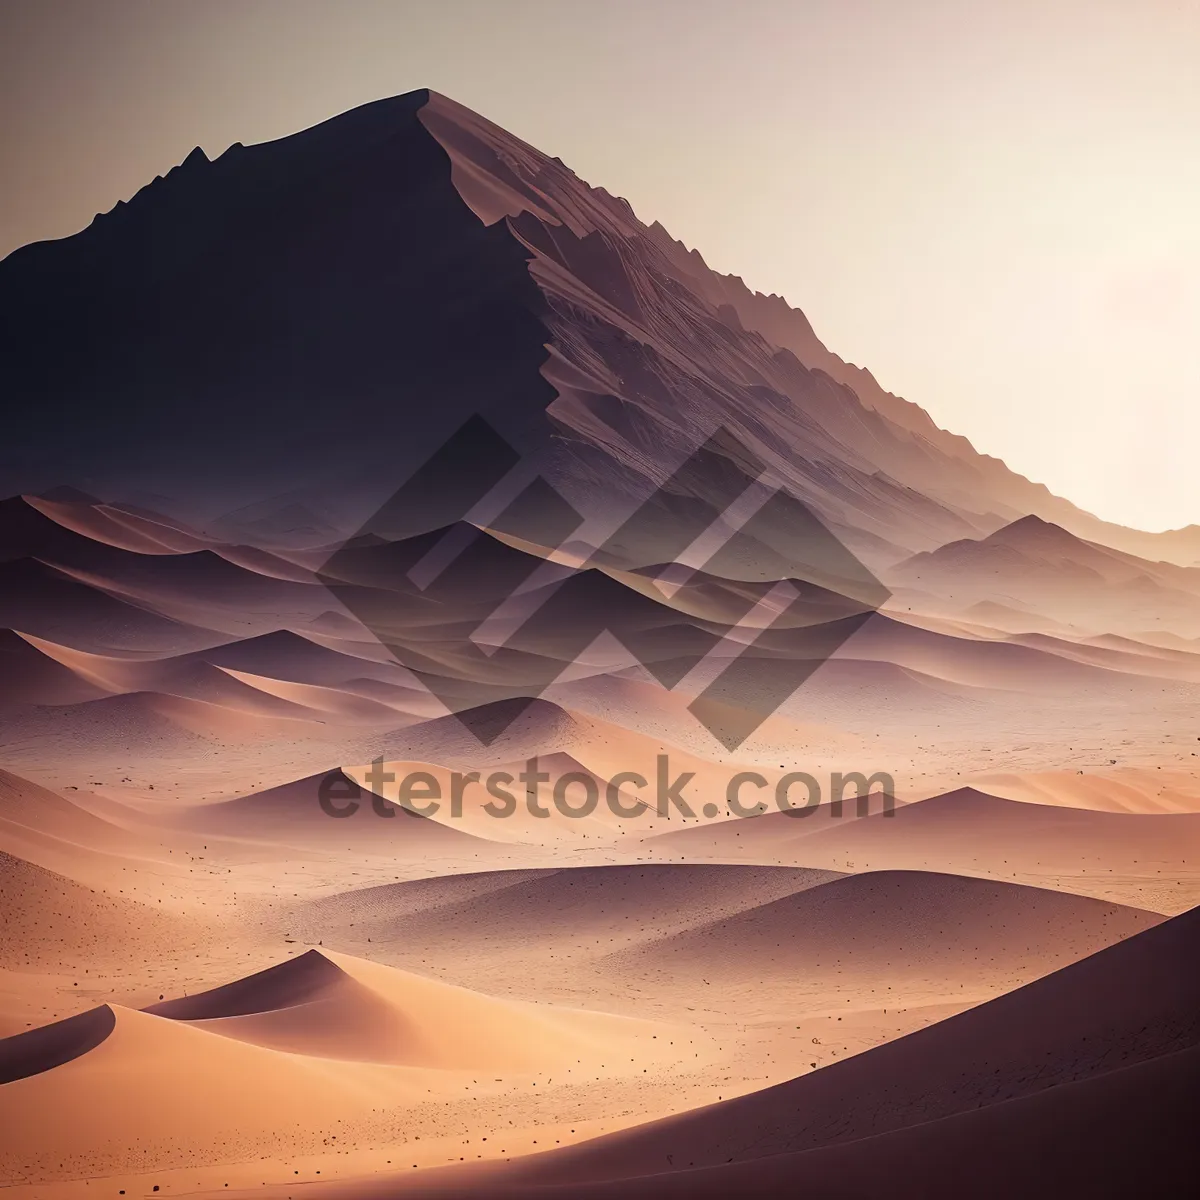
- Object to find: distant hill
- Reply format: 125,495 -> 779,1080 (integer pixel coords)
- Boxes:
892,514 -> 1200,634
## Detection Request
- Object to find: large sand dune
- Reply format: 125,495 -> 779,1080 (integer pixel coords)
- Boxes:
146,948 -> 667,1070
335,901 -> 1199,1198
786,787 -> 1200,910
0,950 -> 683,1188
375,1044 -> 1200,1198
0,850 -> 199,1022
181,768 -> 501,857
294,863 -> 841,963
604,869 -> 1162,1010
647,781 -> 1200,910
0,768 -> 148,856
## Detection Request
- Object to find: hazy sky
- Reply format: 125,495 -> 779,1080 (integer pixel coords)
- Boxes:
3,0 -> 1198,531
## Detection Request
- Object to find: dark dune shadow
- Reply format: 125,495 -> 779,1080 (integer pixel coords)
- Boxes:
0,1004 -> 116,1084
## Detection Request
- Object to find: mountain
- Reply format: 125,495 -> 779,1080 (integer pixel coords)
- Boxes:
892,514 -> 1200,635
2,89 -> 1191,567
898,513 -> 1200,581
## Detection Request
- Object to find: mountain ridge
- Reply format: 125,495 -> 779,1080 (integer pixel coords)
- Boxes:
2,88 -> 1195,568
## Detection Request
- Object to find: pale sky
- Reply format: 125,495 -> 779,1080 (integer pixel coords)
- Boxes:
3,0 -> 1198,531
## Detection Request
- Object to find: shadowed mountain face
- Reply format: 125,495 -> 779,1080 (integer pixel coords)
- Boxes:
0,90 -> 555,514
3,88 -> 1194,567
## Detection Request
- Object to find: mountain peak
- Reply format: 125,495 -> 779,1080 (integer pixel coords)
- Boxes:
2,90 -> 1192,566
990,513 -> 1077,545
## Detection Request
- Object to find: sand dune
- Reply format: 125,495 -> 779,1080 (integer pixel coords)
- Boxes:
893,611 -> 1200,685
768,655 -> 1002,719
0,1001 -> 420,1183
369,696 -> 757,841
0,687 -> 331,762
0,850 -> 192,974
1,500 -> 318,654
0,495 -> 343,664
295,864 -> 840,963
0,1004 -> 117,1083
384,1045 -> 1200,1198
196,628 -> 412,688
0,494 -> 174,564
640,789 -> 900,860
1010,628 -> 1200,682
181,767 -> 499,855
45,549 -> 323,629
147,948 -> 667,1070
605,869 -> 1162,1009
0,767 -> 150,857
23,494 -> 204,556
0,951 -> 679,1188
485,751 -> 654,825
0,770 -> 180,919
296,866 -> 551,929
212,542 -> 322,583
220,667 -> 407,721
306,508 -> 892,760
96,501 -> 219,553
838,610 -> 1183,692
400,901 -> 1200,1198
340,752 -> 654,845
785,786 -> 1200,910
974,766 -> 1200,814
209,495 -> 347,549
0,628 -> 113,707
0,557 -> 226,652
32,649 -> 344,722
0,492 -> 309,607
372,697 -> 588,768
1,628 -> 422,742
